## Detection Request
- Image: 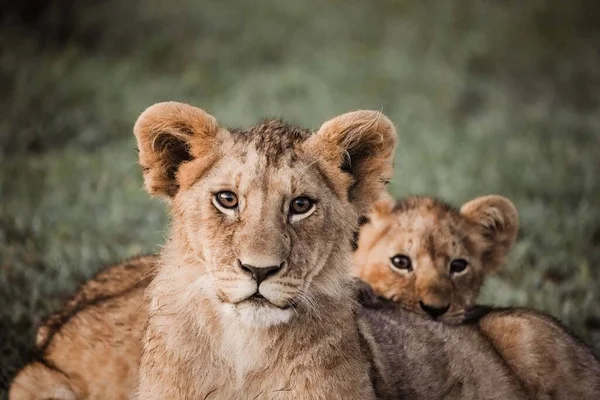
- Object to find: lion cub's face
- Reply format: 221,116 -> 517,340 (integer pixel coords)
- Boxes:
354,195 -> 518,323
134,102 -> 396,327
176,132 -> 349,326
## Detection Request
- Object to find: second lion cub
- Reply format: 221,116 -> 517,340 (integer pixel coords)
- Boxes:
354,194 -> 600,400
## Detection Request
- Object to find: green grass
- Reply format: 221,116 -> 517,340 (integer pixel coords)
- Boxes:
1,0 -> 600,394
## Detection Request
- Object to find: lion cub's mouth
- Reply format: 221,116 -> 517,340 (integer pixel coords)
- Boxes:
236,293 -> 293,310
246,293 -> 271,306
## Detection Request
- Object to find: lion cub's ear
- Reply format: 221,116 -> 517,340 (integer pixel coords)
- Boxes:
368,192 -> 396,226
460,195 -> 519,271
306,110 -> 397,214
134,101 -> 221,198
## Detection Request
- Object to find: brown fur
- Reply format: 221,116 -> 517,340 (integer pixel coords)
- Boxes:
10,103 -> 530,399
354,194 -> 600,399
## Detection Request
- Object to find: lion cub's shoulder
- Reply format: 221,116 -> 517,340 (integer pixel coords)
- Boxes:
36,254 -> 158,347
10,255 -> 157,400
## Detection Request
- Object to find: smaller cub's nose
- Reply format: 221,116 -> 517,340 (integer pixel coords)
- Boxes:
239,262 -> 284,285
419,301 -> 450,319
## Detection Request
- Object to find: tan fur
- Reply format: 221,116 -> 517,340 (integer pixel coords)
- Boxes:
10,103 -> 530,400
354,194 -> 600,399
475,307 -> 600,399
10,262 -> 530,400
9,255 -> 157,400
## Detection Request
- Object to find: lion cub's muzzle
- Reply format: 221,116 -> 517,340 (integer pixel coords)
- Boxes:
234,258 -> 291,309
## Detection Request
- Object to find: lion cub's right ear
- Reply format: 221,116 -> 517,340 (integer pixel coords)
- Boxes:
460,195 -> 519,271
134,102 -> 221,198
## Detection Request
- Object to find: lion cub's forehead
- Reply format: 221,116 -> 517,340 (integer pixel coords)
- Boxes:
197,119 -> 328,199
390,197 -> 471,253
228,119 -> 312,168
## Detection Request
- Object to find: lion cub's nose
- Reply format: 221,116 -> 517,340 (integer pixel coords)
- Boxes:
419,301 -> 450,319
239,261 -> 284,285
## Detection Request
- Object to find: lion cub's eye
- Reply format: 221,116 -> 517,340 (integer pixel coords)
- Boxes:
215,191 -> 238,209
288,196 -> 316,222
290,196 -> 314,215
450,259 -> 468,275
390,254 -> 412,272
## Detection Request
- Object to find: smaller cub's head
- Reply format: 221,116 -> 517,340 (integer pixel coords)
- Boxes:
134,102 -> 396,327
353,195 -> 518,323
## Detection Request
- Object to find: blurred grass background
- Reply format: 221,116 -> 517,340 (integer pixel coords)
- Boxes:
1,0 -> 599,394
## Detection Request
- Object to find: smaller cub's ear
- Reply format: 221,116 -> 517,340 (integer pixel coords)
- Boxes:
351,192 -> 396,253
306,110 -> 397,214
134,102 -> 220,198
460,195 -> 519,271
369,192 -> 396,225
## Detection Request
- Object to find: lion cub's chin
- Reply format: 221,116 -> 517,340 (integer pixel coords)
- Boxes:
222,301 -> 294,328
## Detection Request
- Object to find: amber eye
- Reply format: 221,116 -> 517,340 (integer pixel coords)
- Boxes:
450,259 -> 468,275
390,254 -> 412,271
215,191 -> 238,209
290,196 -> 314,215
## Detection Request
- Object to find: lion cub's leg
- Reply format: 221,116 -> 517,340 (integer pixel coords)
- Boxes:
479,308 -> 600,399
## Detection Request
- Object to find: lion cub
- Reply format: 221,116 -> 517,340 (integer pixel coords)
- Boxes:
10,102 -> 530,399
354,194 -> 600,399
353,194 -> 518,323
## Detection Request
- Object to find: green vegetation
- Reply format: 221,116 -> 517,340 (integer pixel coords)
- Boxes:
1,0 -> 599,394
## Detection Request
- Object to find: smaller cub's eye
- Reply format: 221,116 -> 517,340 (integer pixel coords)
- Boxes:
215,191 -> 238,209
290,196 -> 314,215
390,254 -> 412,271
450,259 -> 468,275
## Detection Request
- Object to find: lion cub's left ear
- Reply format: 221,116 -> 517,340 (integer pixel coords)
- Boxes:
460,195 -> 519,271
368,192 -> 396,226
305,110 -> 397,214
